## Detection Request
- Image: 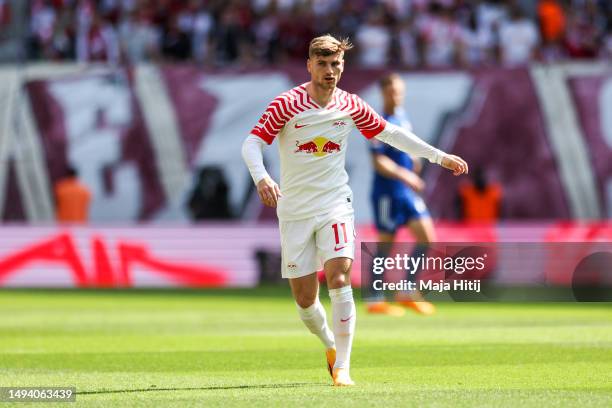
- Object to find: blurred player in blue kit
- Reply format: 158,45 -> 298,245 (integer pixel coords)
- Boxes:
367,73 -> 437,317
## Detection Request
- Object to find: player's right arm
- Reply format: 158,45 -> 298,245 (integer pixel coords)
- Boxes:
241,135 -> 281,207
241,96 -> 290,207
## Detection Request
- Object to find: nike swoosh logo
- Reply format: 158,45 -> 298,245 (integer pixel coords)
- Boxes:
340,315 -> 353,323
334,246 -> 346,251
294,123 -> 308,129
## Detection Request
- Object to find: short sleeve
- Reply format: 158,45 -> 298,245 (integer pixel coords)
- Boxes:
350,95 -> 387,139
250,97 -> 291,144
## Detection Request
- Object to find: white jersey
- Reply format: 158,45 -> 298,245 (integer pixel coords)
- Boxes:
251,83 -> 387,221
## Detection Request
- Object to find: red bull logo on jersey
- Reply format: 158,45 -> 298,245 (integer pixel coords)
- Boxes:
294,136 -> 342,157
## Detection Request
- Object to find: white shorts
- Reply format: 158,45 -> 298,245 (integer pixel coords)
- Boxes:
280,206 -> 356,279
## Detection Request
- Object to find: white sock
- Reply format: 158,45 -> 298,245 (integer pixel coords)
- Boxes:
297,299 -> 335,349
329,286 -> 356,370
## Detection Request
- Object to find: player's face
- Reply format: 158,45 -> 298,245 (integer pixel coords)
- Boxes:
307,53 -> 344,91
383,79 -> 405,109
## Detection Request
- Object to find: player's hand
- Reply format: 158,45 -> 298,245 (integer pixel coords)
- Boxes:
401,171 -> 425,193
441,154 -> 469,176
257,177 -> 282,208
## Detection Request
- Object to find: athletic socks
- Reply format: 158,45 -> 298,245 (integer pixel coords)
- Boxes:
297,299 -> 335,349
296,287 -> 356,370
329,286 -> 356,369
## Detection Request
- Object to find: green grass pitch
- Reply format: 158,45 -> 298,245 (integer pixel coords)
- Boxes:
0,288 -> 611,407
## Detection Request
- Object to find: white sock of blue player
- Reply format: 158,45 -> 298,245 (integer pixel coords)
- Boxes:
329,286 -> 356,369
297,299 -> 335,349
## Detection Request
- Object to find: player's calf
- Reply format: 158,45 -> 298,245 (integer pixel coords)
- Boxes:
329,285 -> 356,371
296,299 -> 335,350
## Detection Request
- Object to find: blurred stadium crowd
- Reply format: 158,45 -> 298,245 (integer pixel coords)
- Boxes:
11,0 -> 612,67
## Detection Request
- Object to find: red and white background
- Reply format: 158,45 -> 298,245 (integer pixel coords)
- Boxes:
0,62 -> 610,287
0,223 -> 611,288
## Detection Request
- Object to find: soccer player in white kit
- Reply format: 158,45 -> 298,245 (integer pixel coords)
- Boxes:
242,35 -> 468,386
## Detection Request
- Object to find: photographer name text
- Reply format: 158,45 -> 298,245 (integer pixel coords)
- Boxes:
372,279 -> 481,293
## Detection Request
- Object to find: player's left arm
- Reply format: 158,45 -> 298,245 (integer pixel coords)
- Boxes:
375,123 -> 468,176
352,95 -> 467,176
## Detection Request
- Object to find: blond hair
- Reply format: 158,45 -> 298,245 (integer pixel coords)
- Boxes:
308,35 -> 353,58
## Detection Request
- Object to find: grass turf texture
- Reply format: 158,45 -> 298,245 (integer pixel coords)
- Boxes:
0,288 -> 610,407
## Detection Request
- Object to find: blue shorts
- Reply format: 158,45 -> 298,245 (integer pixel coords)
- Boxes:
372,193 -> 430,234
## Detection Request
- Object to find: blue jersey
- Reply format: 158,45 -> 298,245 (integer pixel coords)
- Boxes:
371,108 -> 414,197
370,108 -> 429,233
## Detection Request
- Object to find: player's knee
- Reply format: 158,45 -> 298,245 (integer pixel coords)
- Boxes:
294,293 -> 316,309
327,273 -> 349,289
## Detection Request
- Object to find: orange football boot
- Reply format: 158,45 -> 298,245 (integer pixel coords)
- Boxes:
332,367 -> 355,386
325,348 -> 336,378
396,292 -> 436,316
366,301 -> 406,317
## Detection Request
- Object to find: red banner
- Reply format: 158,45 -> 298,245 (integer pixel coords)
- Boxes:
0,222 -> 609,288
